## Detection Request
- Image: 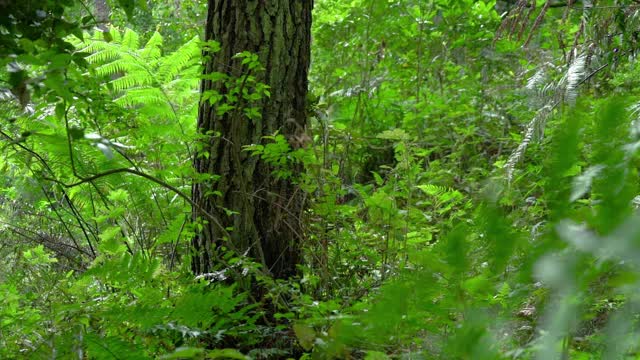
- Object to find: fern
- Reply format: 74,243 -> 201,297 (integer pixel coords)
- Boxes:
563,53 -> 587,106
156,36 -> 201,83
64,29 -> 201,150
525,68 -> 547,92
416,184 -> 455,197
85,333 -> 148,360
77,28 -> 200,128
121,28 -> 140,50
505,50 -> 588,180
505,104 -> 554,181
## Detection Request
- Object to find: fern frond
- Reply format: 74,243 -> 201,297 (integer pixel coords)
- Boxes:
526,69 -> 546,92
162,76 -> 199,105
115,87 -> 167,107
156,36 -> 201,83
75,28 -> 197,134
94,59 -> 128,78
522,61 -> 559,108
84,44 -> 122,64
507,50 -> 588,181
166,76 -> 199,92
140,32 -> 164,61
564,53 -> 586,105
416,184 -> 451,196
85,333 -> 147,360
121,28 -> 140,50
109,70 -> 156,92
141,103 -> 176,121
505,104 -> 554,182
109,27 -> 123,43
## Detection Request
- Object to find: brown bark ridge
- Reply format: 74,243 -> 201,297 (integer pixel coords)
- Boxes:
192,0 -> 313,279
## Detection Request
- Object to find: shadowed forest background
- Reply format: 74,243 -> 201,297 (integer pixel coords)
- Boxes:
2,0 -> 640,359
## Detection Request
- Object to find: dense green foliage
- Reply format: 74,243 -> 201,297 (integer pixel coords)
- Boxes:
2,0 -> 640,359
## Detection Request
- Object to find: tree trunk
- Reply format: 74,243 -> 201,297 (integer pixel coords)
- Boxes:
192,0 -> 313,279
94,0 -> 110,31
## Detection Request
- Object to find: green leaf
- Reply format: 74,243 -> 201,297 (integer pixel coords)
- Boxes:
376,128 -> 410,141
206,349 -> 247,359
85,334 -> 148,360
55,102 -> 66,120
23,245 -> 58,265
293,323 -> 316,351
160,347 -> 204,359
99,226 -> 126,254
445,225 -> 468,274
372,171 -> 384,186
68,126 -> 85,140
462,275 -> 490,296
117,0 -> 136,19
365,351 -> 390,360
103,30 -> 113,42
107,189 -> 129,203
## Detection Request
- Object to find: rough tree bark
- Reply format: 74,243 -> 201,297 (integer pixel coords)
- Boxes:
94,0 -> 110,31
192,1 -> 313,279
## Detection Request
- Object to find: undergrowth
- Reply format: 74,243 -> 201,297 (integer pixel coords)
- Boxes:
2,1 -> 640,358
